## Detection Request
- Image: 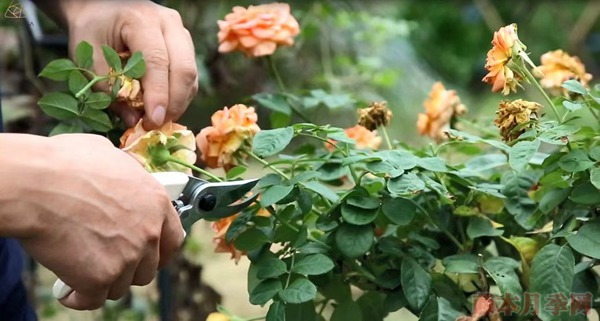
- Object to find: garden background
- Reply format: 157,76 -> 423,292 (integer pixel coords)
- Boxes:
1,0 -> 599,320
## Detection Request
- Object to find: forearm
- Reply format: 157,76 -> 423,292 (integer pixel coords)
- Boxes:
0,134 -> 52,238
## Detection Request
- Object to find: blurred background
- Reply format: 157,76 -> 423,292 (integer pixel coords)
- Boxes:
1,0 -> 599,320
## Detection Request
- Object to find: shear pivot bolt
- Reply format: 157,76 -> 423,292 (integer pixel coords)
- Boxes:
198,194 -> 217,211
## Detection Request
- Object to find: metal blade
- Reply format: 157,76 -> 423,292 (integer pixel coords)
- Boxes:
179,178 -> 259,233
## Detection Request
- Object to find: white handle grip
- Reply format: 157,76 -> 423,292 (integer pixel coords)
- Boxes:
52,172 -> 190,300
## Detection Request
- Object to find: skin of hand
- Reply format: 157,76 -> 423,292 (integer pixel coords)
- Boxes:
0,134 -> 184,310
57,0 -> 199,129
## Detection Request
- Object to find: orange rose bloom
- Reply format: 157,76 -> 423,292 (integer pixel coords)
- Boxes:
417,82 -> 467,142
534,49 -> 592,92
211,215 -> 245,264
327,125 -> 381,151
217,3 -> 300,57
482,23 -> 527,95
196,104 -> 260,169
120,120 -> 196,174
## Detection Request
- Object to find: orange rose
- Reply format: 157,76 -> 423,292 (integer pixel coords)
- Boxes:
196,104 -> 260,169
120,120 -> 196,174
327,125 -> 381,151
417,82 -> 467,142
534,49 -> 592,92
217,3 -> 300,57
482,23 -> 528,95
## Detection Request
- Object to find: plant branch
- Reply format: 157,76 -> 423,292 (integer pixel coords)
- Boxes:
247,151 -> 290,180
166,157 -> 223,182
518,64 -> 562,122
380,125 -> 393,150
76,75 -> 109,98
408,198 -> 465,251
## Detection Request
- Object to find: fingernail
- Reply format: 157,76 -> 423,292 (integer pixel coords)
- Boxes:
152,106 -> 166,125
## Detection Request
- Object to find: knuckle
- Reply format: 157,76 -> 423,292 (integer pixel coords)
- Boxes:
163,8 -> 183,24
146,49 -> 170,69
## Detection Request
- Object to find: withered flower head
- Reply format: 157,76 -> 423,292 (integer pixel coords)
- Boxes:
417,82 -> 467,142
534,49 -> 593,93
357,101 -> 393,131
108,51 -> 144,109
494,99 -> 542,142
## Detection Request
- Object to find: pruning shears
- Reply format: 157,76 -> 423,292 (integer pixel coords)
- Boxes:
52,172 -> 259,300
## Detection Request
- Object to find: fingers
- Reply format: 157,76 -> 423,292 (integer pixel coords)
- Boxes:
158,205 -> 185,268
162,12 -> 199,123
60,288 -> 109,311
121,19 -> 170,130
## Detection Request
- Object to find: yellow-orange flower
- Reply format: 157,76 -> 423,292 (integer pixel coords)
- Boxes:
108,51 -> 144,109
196,104 -> 260,169
326,125 -> 381,151
206,312 -> 230,321
534,49 -> 592,92
417,82 -> 467,142
494,99 -> 541,142
482,23 -> 528,95
217,3 -> 300,57
120,120 -> 196,174
357,101 -> 393,131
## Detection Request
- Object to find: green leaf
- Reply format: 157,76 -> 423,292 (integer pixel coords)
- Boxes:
591,167 -> 600,190
341,203 -> 379,225
539,188 -> 570,214
266,301 -> 285,321
509,139 -> 540,172
285,302 -> 316,321
68,70 -> 90,97
418,157 -> 447,172
258,174 -> 283,189
101,45 -> 122,71
257,256 -> 288,279
419,297 -> 463,321
38,92 -> 79,120
85,92 -> 112,110
291,254 -> 334,275
570,181 -> 600,205
442,254 -> 478,273
301,181 -> 339,202
49,123 -> 83,136
80,108 -> 112,132
590,147 -> 600,161
335,223 -> 374,258
254,93 -> 292,116
39,59 -> 77,81
401,257 -> 431,311
466,217 -> 503,239
381,197 -> 416,225
357,292 -> 386,321
123,51 -> 146,78
346,196 -> 380,209
483,257 -> 522,298
529,244 -> 575,321
234,228 -> 270,252
253,127 -> 294,157
74,41 -> 94,69
559,149 -> 594,172
562,100 -> 583,111
260,185 -> 294,207
567,221 -> 600,259
278,278 -> 317,304
226,166 -> 248,180
249,279 -> 282,305
331,299 -> 363,321
562,79 -> 588,94
387,172 -> 425,195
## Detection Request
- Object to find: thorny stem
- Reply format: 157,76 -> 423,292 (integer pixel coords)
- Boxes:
166,157 -> 223,182
408,198 -> 465,252
380,125 -> 393,150
247,151 -> 290,180
265,56 -> 311,122
76,75 -> 109,98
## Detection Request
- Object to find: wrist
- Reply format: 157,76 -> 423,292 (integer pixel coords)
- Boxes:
0,134 -> 54,238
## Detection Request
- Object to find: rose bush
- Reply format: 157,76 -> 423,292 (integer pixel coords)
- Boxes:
37,3 -> 600,321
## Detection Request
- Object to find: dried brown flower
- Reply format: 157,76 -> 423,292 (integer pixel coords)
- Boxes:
494,99 -> 541,142
357,101 -> 393,131
108,51 -> 144,109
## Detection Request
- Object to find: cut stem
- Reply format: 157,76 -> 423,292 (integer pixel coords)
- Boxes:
76,75 -> 108,98
166,157 -> 223,182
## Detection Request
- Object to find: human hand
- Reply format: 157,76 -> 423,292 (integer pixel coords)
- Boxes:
16,134 -> 183,310
62,0 -> 198,129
